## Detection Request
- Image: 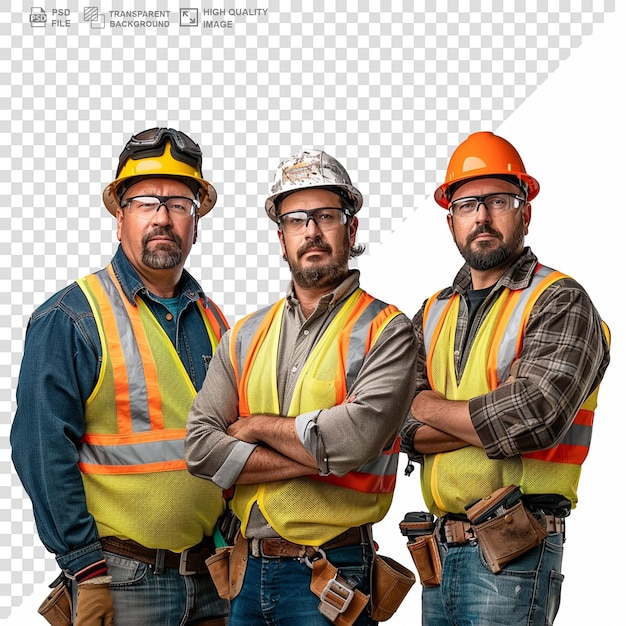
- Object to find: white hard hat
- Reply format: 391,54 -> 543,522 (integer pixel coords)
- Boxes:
265,149 -> 363,222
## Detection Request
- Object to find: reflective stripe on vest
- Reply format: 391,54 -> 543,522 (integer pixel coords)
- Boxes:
424,265 -> 561,388
229,288 -> 401,543
420,265 -> 608,514
76,265 -> 225,473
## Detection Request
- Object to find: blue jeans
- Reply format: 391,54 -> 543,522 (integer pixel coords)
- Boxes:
422,533 -> 564,626
71,550 -> 230,625
229,543 -> 376,626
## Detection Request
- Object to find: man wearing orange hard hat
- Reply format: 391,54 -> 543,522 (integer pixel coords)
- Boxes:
401,131 -> 610,625
12,128 -> 230,625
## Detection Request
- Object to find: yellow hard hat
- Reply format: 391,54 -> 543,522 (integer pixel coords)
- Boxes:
434,131 -> 540,208
103,128 -> 217,217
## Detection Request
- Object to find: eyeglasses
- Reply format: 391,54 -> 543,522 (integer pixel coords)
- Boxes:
448,193 -> 526,219
277,207 -> 350,234
121,195 -> 199,218
117,128 -> 203,176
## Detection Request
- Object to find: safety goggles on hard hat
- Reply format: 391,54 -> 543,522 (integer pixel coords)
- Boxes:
102,128 -> 218,217
116,128 -> 203,176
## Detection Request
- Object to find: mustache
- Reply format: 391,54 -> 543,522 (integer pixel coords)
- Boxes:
467,225 -> 502,243
297,237 -> 332,258
143,227 -> 182,247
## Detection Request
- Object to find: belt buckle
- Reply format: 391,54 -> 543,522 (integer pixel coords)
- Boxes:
319,574 -> 355,619
178,548 -> 195,575
250,538 -> 261,558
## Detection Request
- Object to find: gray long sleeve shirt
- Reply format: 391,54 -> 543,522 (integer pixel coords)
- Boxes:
186,270 -> 417,537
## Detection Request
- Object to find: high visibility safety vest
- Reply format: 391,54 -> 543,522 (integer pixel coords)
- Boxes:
76,265 -> 228,551
229,288 -> 401,546
421,264 -> 608,516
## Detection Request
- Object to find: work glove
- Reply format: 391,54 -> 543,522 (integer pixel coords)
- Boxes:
74,576 -> 114,626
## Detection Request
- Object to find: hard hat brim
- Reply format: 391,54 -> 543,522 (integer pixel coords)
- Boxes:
103,175 -> 217,217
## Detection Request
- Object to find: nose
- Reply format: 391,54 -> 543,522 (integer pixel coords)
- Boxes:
152,203 -> 173,225
474,200 -> 491,222
304,215 -> 322,235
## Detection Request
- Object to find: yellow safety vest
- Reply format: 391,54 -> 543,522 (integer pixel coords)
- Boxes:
421,265 -> 608,516
76,265 -> 228,551
230,288 -> 401,545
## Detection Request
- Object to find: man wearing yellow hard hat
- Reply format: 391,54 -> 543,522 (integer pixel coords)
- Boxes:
11,128 -> 230,625
401,131 -> 610,625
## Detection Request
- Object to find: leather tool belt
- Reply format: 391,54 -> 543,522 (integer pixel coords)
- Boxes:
442,512 -> 566,546
101,536 -> 214,575
402,487 -> 569,585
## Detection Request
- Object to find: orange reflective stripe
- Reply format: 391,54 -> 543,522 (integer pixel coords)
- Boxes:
82,271 -> 133,434
310,439 -> 400,494
78,459 -> 187,474
423,293 -> 456,390
81,429 -> 187,446
105,266 -> 164,430
312,471 -> 397,494
201,298 -> 229,341
516,267 -> 569,355
487,289 -> 523,389
367,305 -> 401,350
522,445 -> 589,465
77,264 -> 225,475
234,300 -> 284,417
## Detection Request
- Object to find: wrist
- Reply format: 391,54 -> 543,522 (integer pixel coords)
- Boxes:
74,559 -> 108,584
79,575 -> 112,586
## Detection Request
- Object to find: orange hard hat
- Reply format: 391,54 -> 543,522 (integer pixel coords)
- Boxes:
434,131 -> 540,208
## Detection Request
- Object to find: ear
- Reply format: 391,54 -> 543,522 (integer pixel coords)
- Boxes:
116,208 -> 124,242
446,212 -> 455,238
192,215 -> 199,244
277,227 -> 287,259
348,215 -> 359,245
523,202 -> 532,235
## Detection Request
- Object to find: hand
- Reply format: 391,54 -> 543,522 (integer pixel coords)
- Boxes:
74,577 -> 114,626
227,415 -> 263,443
410,390 -> 446,424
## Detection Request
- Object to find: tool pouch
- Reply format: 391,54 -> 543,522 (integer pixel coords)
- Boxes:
205,546 -> 233,600
38,576 -> 71,626
370,554 -> 416,621
466,486 -> 548,573
406,533 -> 442,587
205,531 -> 248,600
310,557 -> 370,626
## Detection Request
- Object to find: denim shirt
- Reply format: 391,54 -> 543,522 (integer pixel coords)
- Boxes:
11,245 -> 223,576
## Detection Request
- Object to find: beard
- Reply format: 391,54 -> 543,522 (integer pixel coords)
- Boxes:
141,228 -> 183,269
286,234 -> 350,290
456,221 -> 525,271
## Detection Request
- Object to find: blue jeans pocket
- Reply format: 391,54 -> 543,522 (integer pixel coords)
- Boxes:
104,552 -> 149,587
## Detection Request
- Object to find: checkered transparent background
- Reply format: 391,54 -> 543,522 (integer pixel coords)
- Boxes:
0,0 -> 615,618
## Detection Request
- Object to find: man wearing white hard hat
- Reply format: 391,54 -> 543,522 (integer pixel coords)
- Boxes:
12,128 -> 230,626
187,149 -> 418,625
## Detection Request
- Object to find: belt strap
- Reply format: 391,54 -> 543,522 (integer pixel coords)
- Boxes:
249,526 -> 364,559
100,537 -> 213,575
443,519 -> 473,545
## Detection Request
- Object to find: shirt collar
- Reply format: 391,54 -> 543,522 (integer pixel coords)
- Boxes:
285,269 -> 361,314
110,245 -> 208,307
449,246 -> 538,297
